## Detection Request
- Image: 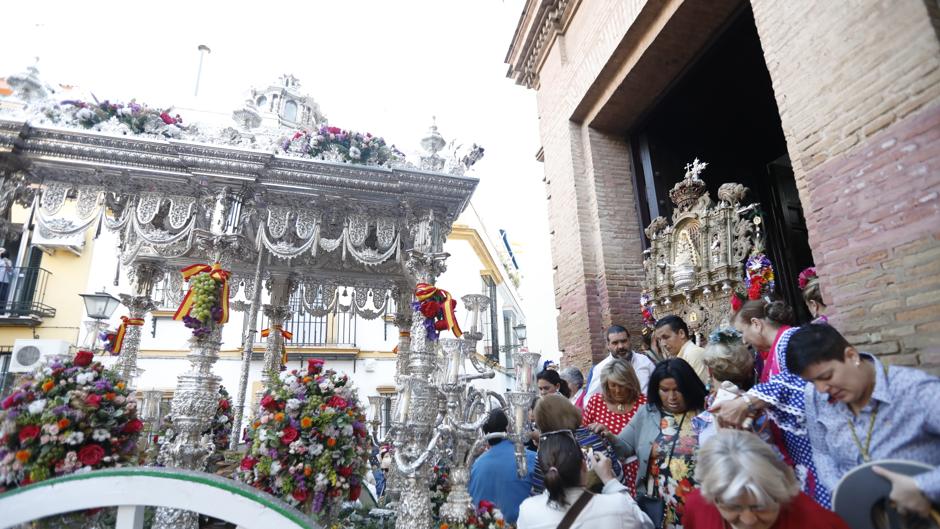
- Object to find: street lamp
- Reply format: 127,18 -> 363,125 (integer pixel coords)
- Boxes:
513,323 -> 527,349
79,290 -> 121,350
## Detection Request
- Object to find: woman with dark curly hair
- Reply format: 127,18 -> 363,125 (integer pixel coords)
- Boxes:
597,358 -> 708,529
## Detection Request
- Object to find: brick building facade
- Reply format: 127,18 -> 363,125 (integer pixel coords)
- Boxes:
506,0 -> 940,374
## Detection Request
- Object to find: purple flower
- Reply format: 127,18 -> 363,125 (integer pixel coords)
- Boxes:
410,301 -> 421,311
312,491 -> 325,513
95,380 -> 112,391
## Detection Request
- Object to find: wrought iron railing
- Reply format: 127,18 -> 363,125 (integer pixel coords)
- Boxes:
0,266 -> 55,319
256,293 -> 357,347
0,346 -> 12,398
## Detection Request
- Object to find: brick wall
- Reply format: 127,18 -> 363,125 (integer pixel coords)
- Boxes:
751,0 -> 940,372
534,0 -> 655,371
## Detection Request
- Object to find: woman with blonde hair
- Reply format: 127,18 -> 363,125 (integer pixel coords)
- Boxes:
684,430 -> 849,528
582,359 -> 646,495
692,328 -> 756,445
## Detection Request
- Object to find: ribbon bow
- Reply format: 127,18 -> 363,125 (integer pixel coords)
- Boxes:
261,325 -> 294,366
415,283 -> 462,338
173,262 -> 231,325
107,315 -> 144,354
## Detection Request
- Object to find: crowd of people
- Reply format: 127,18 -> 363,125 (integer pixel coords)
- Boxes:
466,267 -> 940,529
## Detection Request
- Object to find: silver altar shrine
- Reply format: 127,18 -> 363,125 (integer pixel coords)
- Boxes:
641,158 -> 764,339
0,67 -> 517,528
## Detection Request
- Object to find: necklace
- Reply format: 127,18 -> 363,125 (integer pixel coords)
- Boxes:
847,401 -> 879,462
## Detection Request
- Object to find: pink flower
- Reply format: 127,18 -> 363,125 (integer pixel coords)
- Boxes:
85,394 -> 102,408
121,418 -> 143,434
261,394 -> 278,410
159,112 -> 177,125
281,426 -> 299,444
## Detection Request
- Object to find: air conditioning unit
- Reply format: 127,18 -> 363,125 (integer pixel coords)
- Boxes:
10,339 -> 72,373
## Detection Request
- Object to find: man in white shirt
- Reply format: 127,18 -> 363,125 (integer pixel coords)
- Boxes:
653,315 -> 709,385
579,325 -> 655,406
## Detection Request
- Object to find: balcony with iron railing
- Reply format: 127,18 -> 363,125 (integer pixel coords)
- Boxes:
0,267 -> 56,325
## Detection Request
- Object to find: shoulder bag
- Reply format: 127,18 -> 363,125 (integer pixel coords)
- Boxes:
634,412 -> 686,529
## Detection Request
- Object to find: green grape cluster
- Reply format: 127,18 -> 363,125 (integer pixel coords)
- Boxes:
189,273 -> 220,323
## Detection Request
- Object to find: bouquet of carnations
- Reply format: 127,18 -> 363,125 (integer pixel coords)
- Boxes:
235,359 -> 370,522
54,99 -> 186,138
744,253 -> 775,300
439,500 -> 508,529
0,350 -> 142,491
281,125 -> 402,165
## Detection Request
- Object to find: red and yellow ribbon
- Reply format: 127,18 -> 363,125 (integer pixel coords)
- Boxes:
261,325 -> 293,366
415,282 -> 462,338
109,315 -> 144,354
173,262 -> 231,324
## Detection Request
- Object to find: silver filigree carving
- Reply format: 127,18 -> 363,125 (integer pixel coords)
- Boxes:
40,181 -> 70,215
267,206 -> 291,239
348,214 -> 369,247
137,194 -> 163,224
168,196 -> 196,229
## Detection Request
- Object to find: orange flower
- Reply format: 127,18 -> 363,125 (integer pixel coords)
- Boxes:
15,449 -> 31,462
326,438 -> 336,447
302,376 -> 312,383
274,412 -> 285,422
253,421 -> 261,429
300,417 -> 313,429
104,392 -> 116,401
440,524 -> 449,529
57,418 -> 71,430
41,380 -> 54,392
496,521 -> 504,528
115,381 -> 125,390
304,465 -> 313,477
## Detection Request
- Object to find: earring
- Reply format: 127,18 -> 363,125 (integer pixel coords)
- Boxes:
854,360 -> 861,367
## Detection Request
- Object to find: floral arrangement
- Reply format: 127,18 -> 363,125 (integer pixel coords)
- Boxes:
797,266 -> 817,290
0,351 -> 142,491
439,500 -> 508,529
281,125 -> 403,165
49,99 -> 187,138
173,263 -> 231,337
430,461 -> 452,520
640,292 -> 656,326
235,359 -> 371,522
411,283 -> 462,342
744,253 -> 775,301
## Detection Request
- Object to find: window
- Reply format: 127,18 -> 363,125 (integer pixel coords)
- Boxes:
282,100 -> 298,122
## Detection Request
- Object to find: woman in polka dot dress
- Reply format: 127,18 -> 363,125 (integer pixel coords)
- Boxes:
582,358 -> 646,497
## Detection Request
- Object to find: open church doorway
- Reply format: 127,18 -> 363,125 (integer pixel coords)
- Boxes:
629,4 -> 814,321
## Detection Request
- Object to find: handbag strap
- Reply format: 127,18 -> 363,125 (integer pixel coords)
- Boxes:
640,412 -> 687,497
556,490 -> 594,529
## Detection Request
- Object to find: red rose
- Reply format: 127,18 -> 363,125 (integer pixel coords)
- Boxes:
121,418 -> 143,434
159,112 -> 177,125
434,319 -> 449,331
420,300 -> 441,318
326,396 -> 347,409
78,444 -> 105,466
292,488 -> 308,502
240,456 -> 257,470
219,399 -> 230,410
1,393 -> 17,410
85,394 -> 102,408
479,499 -> 495,512
307,359 -> 324,375
74,350 -> 94,367
18,425 -> 40,444
348,484 -> 361,501
338,466 -> 353,477
280,427 -> 299,444
260,394 -> 278,410
730,293 -> 743,312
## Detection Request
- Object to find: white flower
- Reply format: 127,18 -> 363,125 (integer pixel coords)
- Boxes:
218,415 -> 229,424
27,399 -> 46,415
285,398 -> 301,412
310,443 -> 324,456
64,431 -> 85,445
348,146 -> 362,160
318,380 -> 334,392
75,108 -> 95,121
43,423 -> 59,435
342,424 -> 353,437
92,429 -> 110,442
270,461 -> 281,475
279,372 -> 297,385
76,372 -> 96,385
